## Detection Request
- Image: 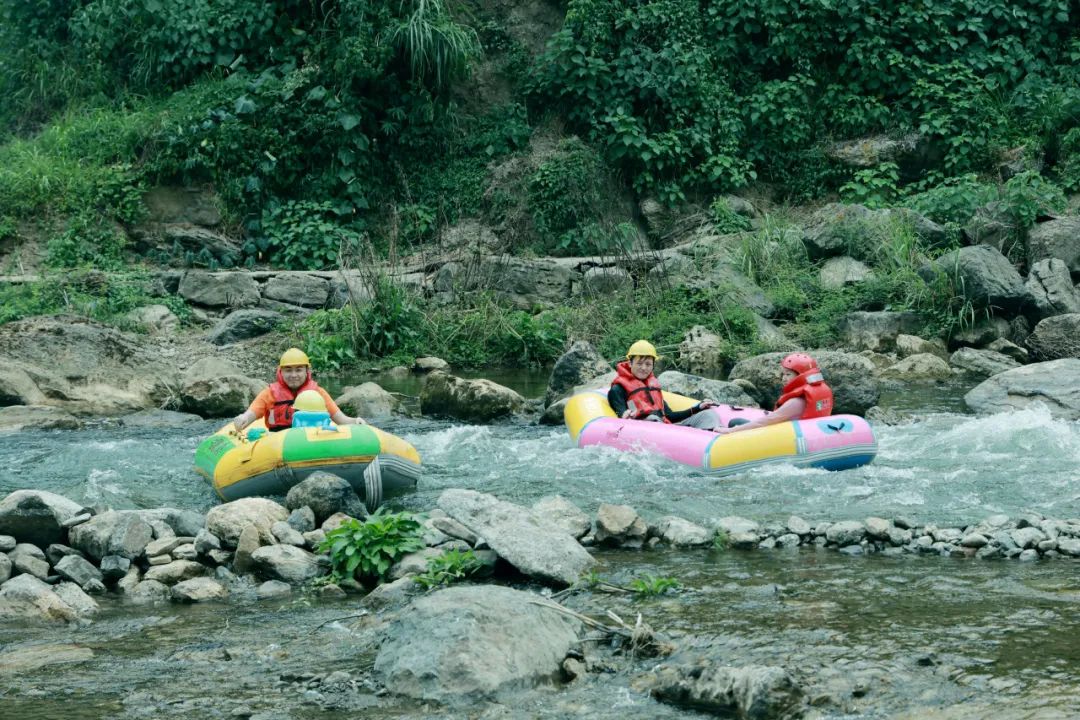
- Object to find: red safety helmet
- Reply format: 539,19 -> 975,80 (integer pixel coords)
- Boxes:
781,352 -> 818,375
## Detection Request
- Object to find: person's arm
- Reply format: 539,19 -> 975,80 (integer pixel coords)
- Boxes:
331,410 -> 366,426
608,385 -> 630,418
232,409 -> 257,432
715,398 -> 806,435
664,399 -> 718,423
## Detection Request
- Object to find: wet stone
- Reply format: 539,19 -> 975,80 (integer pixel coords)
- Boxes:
145,536 -> 189,557
194,529 -> 221,555
1018,549 -> 1039,562
1037,539 -> 1057,553
1011,527 -> 1046,549
45,544 -> 84,566
287,507 -> 316,534
838,544 -> 864,556
786,516 -> 811,536
148,554 -> 171,566
256,580 -> 292,599
864,517 -> 892,540
775,533 -> 801,548
172,543 -> 198,561
99,555 -> 131,581
54,555 -> 103,587
893,516 -> 916,530
758,537 -> 777,550
271,521 -> 306,547
0,535 -> 14,552
887,526 -> 913,546
961,533 -> 989,548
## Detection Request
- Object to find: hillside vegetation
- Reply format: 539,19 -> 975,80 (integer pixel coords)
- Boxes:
1,0 -> 1078,369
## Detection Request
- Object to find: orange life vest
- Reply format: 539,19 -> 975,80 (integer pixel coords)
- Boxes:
611,361 -> 670,423
776,369 -> 834,419
265,368 -> 320,430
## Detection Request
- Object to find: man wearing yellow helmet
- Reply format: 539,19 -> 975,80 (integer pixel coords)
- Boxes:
232,348 -> 366,432
608,340 -> 720,428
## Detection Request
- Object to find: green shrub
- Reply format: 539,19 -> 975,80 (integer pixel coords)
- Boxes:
0,271 -> 186,327
709,198 -> 752,234
45,213 -> 128,270
904,175 -> 996,226
254,200 -> 359,270
839,163 -> 901,209
630,574 -> 681,596
1058,127 -> 1080,192
1000,171 -> 1067,231
415,549 -> 484,589
318,509 -> 425,583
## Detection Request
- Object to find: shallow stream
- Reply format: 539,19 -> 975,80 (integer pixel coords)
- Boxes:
2,374 -> 1079,719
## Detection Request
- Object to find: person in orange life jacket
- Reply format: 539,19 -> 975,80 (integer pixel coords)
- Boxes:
231,348 -> 366,432
607,340 -> 722,430
714,352 -> 833,435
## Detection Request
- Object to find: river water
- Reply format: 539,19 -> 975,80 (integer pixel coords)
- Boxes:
1,374 -> 1079,719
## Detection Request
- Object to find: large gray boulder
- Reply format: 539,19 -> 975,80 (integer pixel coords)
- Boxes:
1027,216 -> 1080,273
880,353 -> 952,380
1025,314 -> 1080,361
0,365 -> 47,406
677,326 -> 726,377
729,351 -> 879,415
250,545 -> 325,585
284,472 -> 365,524
543,341 -> 611,408
204,498 -> 288,547
919,244 -> 1032,314
964,359 -> 1080,419
838,311 -> 920,352
334,382 -> 400,418
640,660 -> 804,719
949,347 -> 1021,379
263,273 -> 330,308
0,574 -> 83,623
471,256 -> 574,310
819,256 -> 873,289
178,271 -> 260,308
437,489 -> 594,586
657,371 -> 758,407
123,304 -> 180,335
574,266 -> 632,296
803,203 -> 946,260
178,357 -> 264,418
1025,258 -> 1080,319
373,585 -> 581,701
68,511 -> 154,562
0,490 -> 84,547
420,372 -> 524,422
0,405 -> 82,431
207,309 -> 283,346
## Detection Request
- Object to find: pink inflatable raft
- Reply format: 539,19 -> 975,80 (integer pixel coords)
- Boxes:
564,389 -> 877,475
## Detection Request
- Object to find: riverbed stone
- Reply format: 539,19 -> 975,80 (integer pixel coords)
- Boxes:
388,547 -> 444,581
1026,314 -> 1080,361
949,347 -> 1021,379
656,371 -> 757,407
67,511 -> 153,562
786,516 -> 811,536
53,582 -> 98,617
286,507 -> 316,534
864,517 -> 892,540
1018,549 -> 1039,562
0,574 -> 79,623
128,579 -> 171,604
205,498 -> 289,547
0,555 -> 10,584
930,527 -> 963,544
964,359 -> 1080,419
143,560 -> 206,585
1010,527 -> 1046,549
437,489 -> 594,587
232,524 -> 264,574
420,371 -> 525,422
193,529 -> 221,555
374,585 -> 581,701
256,580 -> 292,599
270,521 -> 305,547
653,516 -> 712,547
171,577 -> 228,603
0,405 -> 83,431
838,311 -> 921,353
97,555 -> 130,582
334,382 -> 400,419
115,566 -> 141,594
10,545 -> 50,580
54,555 -> 103,588
531,495 -> 592,540
251,545 -> 325,585
827,521 -> 866,546
595,504 -> 648,548
881,353 -> 952,380
0,536 -> 13,553
1026,258 -> 1080,319
285,473 -> 366,525
638,659 -> 804,719
145,536 -> 188,557
1057,537 -> 1080,557
0,490 -> 84,547
44,544 -> 83,567
543,341 -> 612,408
961,533 -> 989,548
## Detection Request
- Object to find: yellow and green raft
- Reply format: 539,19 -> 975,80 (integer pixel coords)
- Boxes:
194,418 -> 421,509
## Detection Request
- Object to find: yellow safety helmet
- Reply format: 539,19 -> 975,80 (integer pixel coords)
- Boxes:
626,340 -> 659,360
292,389 -> 327,413
279,347 -> 310,368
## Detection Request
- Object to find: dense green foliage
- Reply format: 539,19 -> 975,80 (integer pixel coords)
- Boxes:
0,271 -> 190,327
415,548 -> 484,589
318,509 -> 425,583
531,0 -> 1080,200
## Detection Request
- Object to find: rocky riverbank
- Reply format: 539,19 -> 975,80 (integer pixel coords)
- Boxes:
2,469 -> 1078,718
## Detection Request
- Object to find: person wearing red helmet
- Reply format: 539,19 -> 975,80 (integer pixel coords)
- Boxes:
714,352 -> 834,435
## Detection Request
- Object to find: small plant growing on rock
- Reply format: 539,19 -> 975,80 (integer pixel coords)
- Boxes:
318,508 -> 424,583
712,529 -> 730,551
415,549 -> 483,589
630,574 -> 681,597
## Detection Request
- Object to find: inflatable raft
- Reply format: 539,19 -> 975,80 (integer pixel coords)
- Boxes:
194,418 -> 421,508
564,389 -> 876,474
